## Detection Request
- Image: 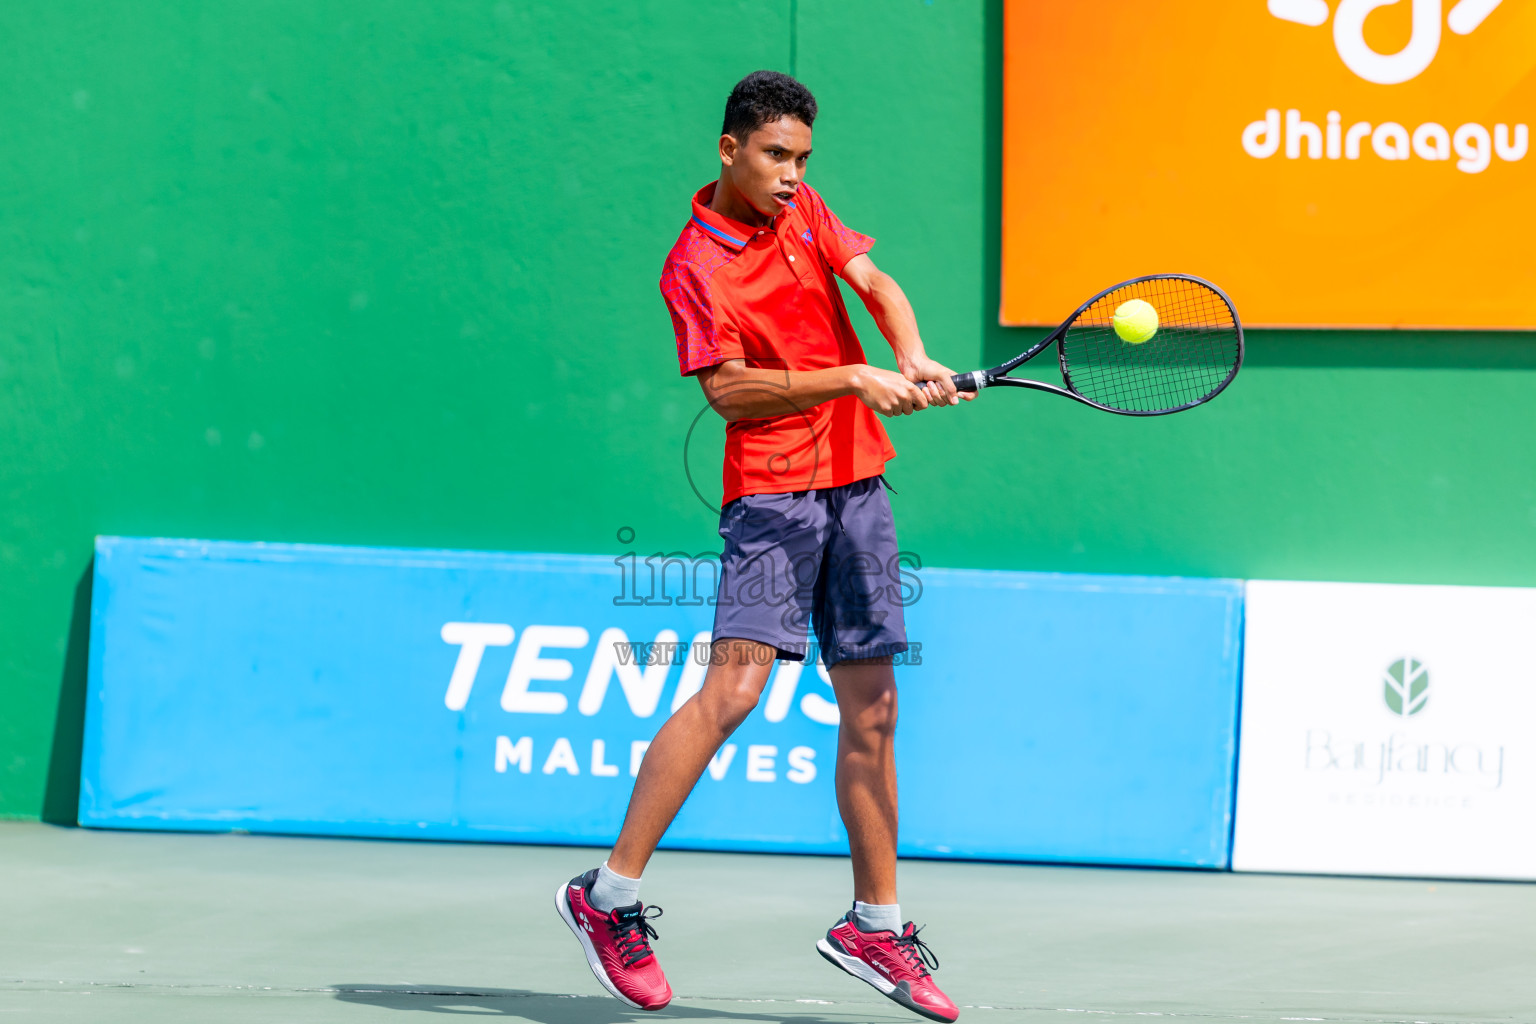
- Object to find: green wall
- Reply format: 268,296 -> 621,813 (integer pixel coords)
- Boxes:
4,1 -> 1535,820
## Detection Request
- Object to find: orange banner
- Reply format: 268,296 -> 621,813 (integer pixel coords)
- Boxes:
1001,1 -> 1536,328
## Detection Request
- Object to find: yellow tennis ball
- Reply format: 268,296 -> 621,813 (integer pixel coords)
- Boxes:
1112,299 -> 1159,344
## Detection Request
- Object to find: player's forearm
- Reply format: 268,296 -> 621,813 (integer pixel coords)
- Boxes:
701,362 -> 861,422
858,271 -> 928,372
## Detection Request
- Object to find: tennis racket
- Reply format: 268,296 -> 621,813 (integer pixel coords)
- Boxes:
935,274 -> 1243,415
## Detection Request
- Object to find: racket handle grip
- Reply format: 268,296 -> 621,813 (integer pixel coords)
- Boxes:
952,371 -> 986,392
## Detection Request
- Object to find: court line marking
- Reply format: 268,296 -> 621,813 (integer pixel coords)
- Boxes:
0,979 -> 1497,1024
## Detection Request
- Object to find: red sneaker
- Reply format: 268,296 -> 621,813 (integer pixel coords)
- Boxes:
554,868 -> 672,1010
817,912 -> 959,1022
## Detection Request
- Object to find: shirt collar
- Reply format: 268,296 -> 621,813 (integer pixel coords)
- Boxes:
690,182 -> 784,251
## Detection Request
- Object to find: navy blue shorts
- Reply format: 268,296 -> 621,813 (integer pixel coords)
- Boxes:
712,475 -> 910,668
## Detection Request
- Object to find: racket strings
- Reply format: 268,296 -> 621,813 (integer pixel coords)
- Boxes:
1060,278 -> 1240,414
1071,287 -> 1230,409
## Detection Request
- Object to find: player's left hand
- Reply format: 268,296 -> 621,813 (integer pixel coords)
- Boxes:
902,356 -> 974,407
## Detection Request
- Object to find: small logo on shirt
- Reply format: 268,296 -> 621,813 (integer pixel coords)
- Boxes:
802,229 -> 814,245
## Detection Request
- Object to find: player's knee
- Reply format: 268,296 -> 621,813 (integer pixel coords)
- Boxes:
848,682 -> 898,742
717,687 -> 762,732
706,678 -> 765,733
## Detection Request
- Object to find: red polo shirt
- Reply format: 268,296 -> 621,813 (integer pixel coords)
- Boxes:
660,182 -> 896,506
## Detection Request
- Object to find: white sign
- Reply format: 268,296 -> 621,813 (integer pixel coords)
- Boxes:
1233,580 -> 1536,879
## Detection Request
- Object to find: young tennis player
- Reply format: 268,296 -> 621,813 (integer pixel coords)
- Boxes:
555,70 -> 971,1022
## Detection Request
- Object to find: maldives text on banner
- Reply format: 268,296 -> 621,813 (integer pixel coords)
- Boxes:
81,537 -> 1244,867
1233,579 -> 1536,880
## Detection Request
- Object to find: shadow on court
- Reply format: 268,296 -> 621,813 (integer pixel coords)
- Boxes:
331,986 -> 902,1022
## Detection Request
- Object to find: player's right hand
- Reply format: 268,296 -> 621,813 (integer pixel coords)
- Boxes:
851,364 -> 931,417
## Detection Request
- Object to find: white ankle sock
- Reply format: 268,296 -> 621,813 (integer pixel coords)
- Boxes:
589,861 -> 642,913
853,900 -> 902,935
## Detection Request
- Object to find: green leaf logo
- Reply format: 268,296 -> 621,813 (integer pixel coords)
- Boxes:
1383,658 -> 1429,717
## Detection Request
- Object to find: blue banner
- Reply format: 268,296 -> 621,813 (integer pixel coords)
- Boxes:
82,537 -> 1243,867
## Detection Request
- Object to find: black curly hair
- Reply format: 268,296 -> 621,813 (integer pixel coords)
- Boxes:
721,70 -> 817,141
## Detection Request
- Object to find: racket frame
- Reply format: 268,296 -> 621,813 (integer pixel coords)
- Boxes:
954,273 -> 1245,416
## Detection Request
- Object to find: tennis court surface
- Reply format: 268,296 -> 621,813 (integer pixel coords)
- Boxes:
3,822 -> 1530,1023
